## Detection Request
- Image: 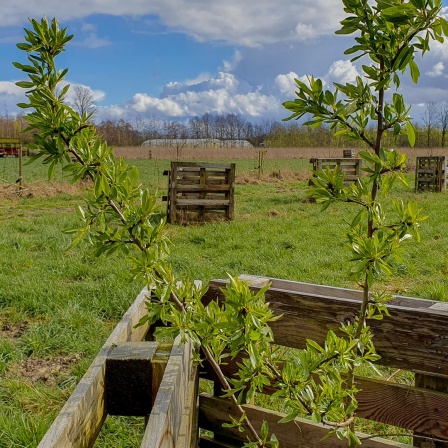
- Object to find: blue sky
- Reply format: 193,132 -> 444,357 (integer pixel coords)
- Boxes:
1,1 -> 448,124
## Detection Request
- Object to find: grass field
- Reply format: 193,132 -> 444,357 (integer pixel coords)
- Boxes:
1,152 -> 448,446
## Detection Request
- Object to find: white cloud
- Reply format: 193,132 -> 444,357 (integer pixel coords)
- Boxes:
426,62 -> 445,77
222,50 -> 243,72
78,33 -> 111,49
95,70 -> 282,121
274,72 -> 299,96
432,39 -> 448,60
2,0 -> 345,47
0,81 -> 24,97
183,72 -> 212,86
294,23 -> 317,40
326,60 -> 359,84
0,81 -> 28,116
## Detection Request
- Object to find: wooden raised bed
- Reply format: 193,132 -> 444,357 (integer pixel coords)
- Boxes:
37,288 -> 198,448
200,275 -> 448,448
162,161 -> 235,223
38,276 -> 448,447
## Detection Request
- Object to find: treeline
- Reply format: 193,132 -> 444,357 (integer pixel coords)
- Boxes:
1,110 -> 448,149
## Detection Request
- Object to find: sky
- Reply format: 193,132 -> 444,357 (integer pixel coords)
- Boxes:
1,1 -> 448,125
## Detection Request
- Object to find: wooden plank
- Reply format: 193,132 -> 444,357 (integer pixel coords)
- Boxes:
198,394 -> 411,448
173,162 -> 233,169
202,356 -> 448,438
140,336 -> 198,448
414,374 -> 448,447
175,184 -> 231,192
227,164 -> 235,220
356,377 -> 448,440
169,163 -> 178,223
38,288 -> 151,448
176,199 -> 230,206
241,275 -> 442,310
203,279 -> 448,376
176,360 -> 199,448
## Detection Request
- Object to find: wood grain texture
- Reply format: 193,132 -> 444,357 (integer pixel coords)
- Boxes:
141,336 -> 198,448
37,288 -> 151,448
203,279 -> 448,377
198,394 -> 411,448
202,356 -> 448,438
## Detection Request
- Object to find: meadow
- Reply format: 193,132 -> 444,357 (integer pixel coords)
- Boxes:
1,150 -> 448,447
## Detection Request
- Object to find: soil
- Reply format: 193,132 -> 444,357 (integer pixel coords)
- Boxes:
16,354 -> 81,385
1,315 -> 80,385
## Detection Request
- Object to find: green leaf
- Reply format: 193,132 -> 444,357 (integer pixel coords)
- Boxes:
409,60 -> 420,83
278,413 -> 297,424
406,121 -> 416,147
382,5 -> 417,24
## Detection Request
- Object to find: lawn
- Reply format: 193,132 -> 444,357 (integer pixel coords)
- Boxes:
1,154 -> 448,446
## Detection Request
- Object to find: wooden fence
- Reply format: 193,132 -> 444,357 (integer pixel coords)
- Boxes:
415,156 -> 446,192
38,276 -> 448,447
163,162 -> 235,223
309,157 -> 362,184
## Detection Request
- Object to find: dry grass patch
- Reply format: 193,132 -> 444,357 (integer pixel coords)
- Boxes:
0,180 -> 91,201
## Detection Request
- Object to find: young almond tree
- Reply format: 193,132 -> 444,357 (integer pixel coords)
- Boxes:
283,0 -> 447,444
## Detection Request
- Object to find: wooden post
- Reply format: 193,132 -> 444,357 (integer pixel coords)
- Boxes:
105,342 -> 159,416
18,145 -> 23,196
169,163 -> 178,223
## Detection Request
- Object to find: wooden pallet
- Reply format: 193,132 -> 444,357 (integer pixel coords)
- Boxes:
415,156 -> 446,192
309,157 -> 362,184
163,162 -> 235,223
38,275 -> 448,447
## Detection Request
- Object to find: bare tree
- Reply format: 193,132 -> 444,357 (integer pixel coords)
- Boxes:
439,102 -> 448,148
72,85 -> 96,119
421,101 -> 439,148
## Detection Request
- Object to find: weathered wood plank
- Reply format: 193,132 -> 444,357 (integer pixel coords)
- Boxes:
198,394 -> 411,448
141,336 -> 198,448
356,377 -> 448,439
414,373 -> 448,447
239,275 -> 440,310
202,356 -> 448,439
38,288 -> 151,448
176,199 -> 230,206
175,184 -> 231,192
203,279 -> 448,376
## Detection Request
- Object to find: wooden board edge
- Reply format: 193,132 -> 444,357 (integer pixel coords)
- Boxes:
141,336 -> 196,448
38,288 -> 151,448
198,394 -> 412,448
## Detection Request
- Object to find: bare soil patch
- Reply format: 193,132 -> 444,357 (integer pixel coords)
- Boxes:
1,319 -> 29,339
11,354 -> 81,386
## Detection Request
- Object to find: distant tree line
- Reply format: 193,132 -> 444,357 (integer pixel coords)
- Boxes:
2,102 -> 448,149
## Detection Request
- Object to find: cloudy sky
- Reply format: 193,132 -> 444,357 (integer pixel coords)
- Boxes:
1,1 -> 448,124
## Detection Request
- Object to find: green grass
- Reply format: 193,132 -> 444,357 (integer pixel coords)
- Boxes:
1,156 -> 448,446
